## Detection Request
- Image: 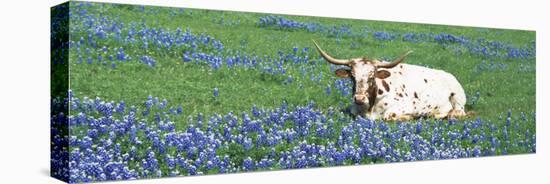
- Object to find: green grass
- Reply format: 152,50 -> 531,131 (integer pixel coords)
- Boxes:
68,2 -> 535,124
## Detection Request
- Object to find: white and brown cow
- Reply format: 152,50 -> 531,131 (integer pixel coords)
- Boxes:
313,40 -> 467,121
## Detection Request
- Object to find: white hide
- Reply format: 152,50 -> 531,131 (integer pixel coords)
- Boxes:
356,63 -> 466,120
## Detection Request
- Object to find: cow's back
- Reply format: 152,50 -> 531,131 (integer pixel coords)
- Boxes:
373,63 -> 466,118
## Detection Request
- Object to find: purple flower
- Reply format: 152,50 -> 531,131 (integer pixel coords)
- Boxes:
213,87 -> 219,97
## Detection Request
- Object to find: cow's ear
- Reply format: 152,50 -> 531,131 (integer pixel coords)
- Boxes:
375,70 -> 391,79
335,69 -> 351,78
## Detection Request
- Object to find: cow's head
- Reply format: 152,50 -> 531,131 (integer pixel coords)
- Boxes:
313,40 -> 412,106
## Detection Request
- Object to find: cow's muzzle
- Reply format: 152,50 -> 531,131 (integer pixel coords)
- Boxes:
354,95 -> 368,105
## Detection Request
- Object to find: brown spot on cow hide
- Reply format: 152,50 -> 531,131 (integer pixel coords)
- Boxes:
413,101 -> 416,104
402,84 -> 406,88
366,86 -> 378,112
378,89 -> 384,95
335,69 -> 351,78
424,79 -> 428,83
384,102 -> 388,106
405,93 -> 408,97
400,65 -> 403,69
391,113 -> 396,117
398,71 -> 403,75
397,93 -> 403,97
375,70 -> 391,79
381,80 -> 390,92
414,92 -> 418,99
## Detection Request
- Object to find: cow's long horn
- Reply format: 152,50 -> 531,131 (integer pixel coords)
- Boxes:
376,50 -> 413,68
312,40 -> 351,65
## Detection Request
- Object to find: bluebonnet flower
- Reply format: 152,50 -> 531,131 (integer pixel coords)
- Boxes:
140,55 -> 156,67
116,47 -> 126,61
87,57 -> 93,64
243,157 -> 254,171
182,53 -> 192,62
177,105 -> 183,115
213,87 -> 219,97
243,137 -> 253,150
374,31 -> 396,41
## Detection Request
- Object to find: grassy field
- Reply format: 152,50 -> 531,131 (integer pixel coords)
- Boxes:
54,1 -> 536,182
68,3 -> 535,120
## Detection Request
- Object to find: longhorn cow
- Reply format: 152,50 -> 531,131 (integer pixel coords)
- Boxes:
313,40 -> 467,121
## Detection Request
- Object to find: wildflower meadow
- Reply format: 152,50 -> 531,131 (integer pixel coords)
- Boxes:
51,2 -> 536,183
